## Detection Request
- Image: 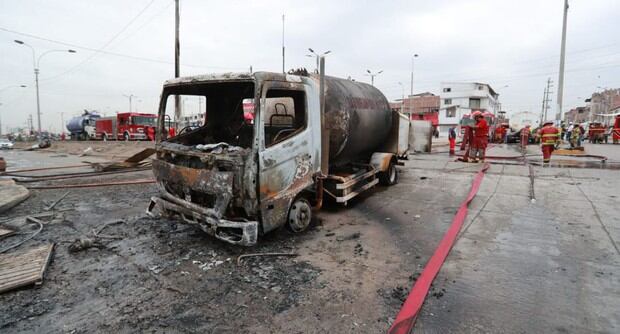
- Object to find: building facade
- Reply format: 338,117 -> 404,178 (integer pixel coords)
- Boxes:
588,88 -> 620,123
390,92 -> 440,126
437,82 -> 500,134
178,113 -> 205,129
564,106 -> 590,124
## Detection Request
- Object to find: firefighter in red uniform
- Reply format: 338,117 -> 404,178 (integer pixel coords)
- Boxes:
470,111 -> 489,162
613,115 -> 620,144
448,125 -> 457,155
146,126 -> 156,141
520,125 -> 530,152
537,120 -> 560,164
458,117 -> 474,162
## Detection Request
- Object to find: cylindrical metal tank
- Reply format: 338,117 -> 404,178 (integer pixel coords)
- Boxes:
322,76 -> 392,166
66,116 -> 86,133
66,112 -> 100,134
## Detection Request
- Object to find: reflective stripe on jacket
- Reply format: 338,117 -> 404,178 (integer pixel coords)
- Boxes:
539,125 -> 559,146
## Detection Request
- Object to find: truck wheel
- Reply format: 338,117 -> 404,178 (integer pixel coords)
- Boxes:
124,132 -> 130,141
379,160 -> 398,186
287,197 -> 312,233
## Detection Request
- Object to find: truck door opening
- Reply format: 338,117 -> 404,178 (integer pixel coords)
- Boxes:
263,89 -> 307,147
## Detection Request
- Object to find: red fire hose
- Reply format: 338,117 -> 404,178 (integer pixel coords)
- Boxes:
388,163 -> 490,334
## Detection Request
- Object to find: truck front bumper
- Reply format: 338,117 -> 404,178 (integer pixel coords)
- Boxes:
146,195 -> 258,246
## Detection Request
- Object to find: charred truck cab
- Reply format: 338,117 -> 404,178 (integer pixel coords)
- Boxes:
147,71 -> 410,246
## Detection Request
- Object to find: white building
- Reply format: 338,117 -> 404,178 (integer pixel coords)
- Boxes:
437,82 -> 500,134
179,113 -> 205,129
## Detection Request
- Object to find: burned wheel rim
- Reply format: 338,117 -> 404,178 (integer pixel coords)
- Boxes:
288,198 -> 312,233
388,163 -> 396,184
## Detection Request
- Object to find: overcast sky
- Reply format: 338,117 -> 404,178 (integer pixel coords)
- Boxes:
1,0 -> 619,132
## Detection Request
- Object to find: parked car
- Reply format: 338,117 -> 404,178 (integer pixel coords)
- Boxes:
0,138 -> 15,149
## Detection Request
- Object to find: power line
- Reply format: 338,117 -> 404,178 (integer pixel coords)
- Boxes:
39,0 -> 158,82
109,0 -> 175,49
0,26 -> 244,73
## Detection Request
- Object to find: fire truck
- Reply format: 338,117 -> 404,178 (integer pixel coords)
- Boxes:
95,112 -> 157,141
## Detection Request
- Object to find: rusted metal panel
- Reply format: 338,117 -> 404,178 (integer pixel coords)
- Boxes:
370,152 -> 394,172
152,159 -> 233,218
147,196 -> 257,245
0,243 -> 55,294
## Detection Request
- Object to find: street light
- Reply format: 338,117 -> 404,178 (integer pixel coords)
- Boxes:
123,94 -> 137,113
307,48 -> 331,73
410,54 -> 419,96
366,69 -> 383,86
0,84 -> 27,93
14,39 -> 76,136
0,84 -> 27,136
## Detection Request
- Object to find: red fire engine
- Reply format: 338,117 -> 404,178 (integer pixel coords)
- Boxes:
95,112 -> 157,141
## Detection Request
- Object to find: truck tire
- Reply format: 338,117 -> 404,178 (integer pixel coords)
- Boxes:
287,197 -> 312,233
379,160 -> 398,186
124,132 -> 130,141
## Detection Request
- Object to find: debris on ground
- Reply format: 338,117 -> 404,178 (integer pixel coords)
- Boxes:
336,232 -> 361,242
88,148 -> 155,171
68,237 -> 104,253
237,252 -> 298,265
0,216 -> 44,254
0,243 -> 55,294
67,219 -> 126,253
0,226 -> 16,239
45,191 -> 69,211
79,147 -> 93,157
0,180 -> 30,214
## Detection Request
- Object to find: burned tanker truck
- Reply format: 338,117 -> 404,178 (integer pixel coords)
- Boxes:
147,70 -> 414,245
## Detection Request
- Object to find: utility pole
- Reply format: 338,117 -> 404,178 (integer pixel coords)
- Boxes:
28,114 -> 33,135
174,0 -> 181,126
410,54 -> 419,96
542,78 -> 554,122
60,112 -> 65,135
540,86 -> 547,126
282,14 -> 285,74
556,0 -> 569,123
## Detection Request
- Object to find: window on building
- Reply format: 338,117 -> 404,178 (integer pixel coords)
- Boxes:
446,107 -> 456,118
444,98 -> 452,105
443,88 -> 451,92
469,98 -> 481,109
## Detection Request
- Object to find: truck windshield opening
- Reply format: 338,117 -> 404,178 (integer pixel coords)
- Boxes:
160,82 -> 255,149
132,116 -> 156,126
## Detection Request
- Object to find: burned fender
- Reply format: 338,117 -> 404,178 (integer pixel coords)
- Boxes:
370,152 -> 395,172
